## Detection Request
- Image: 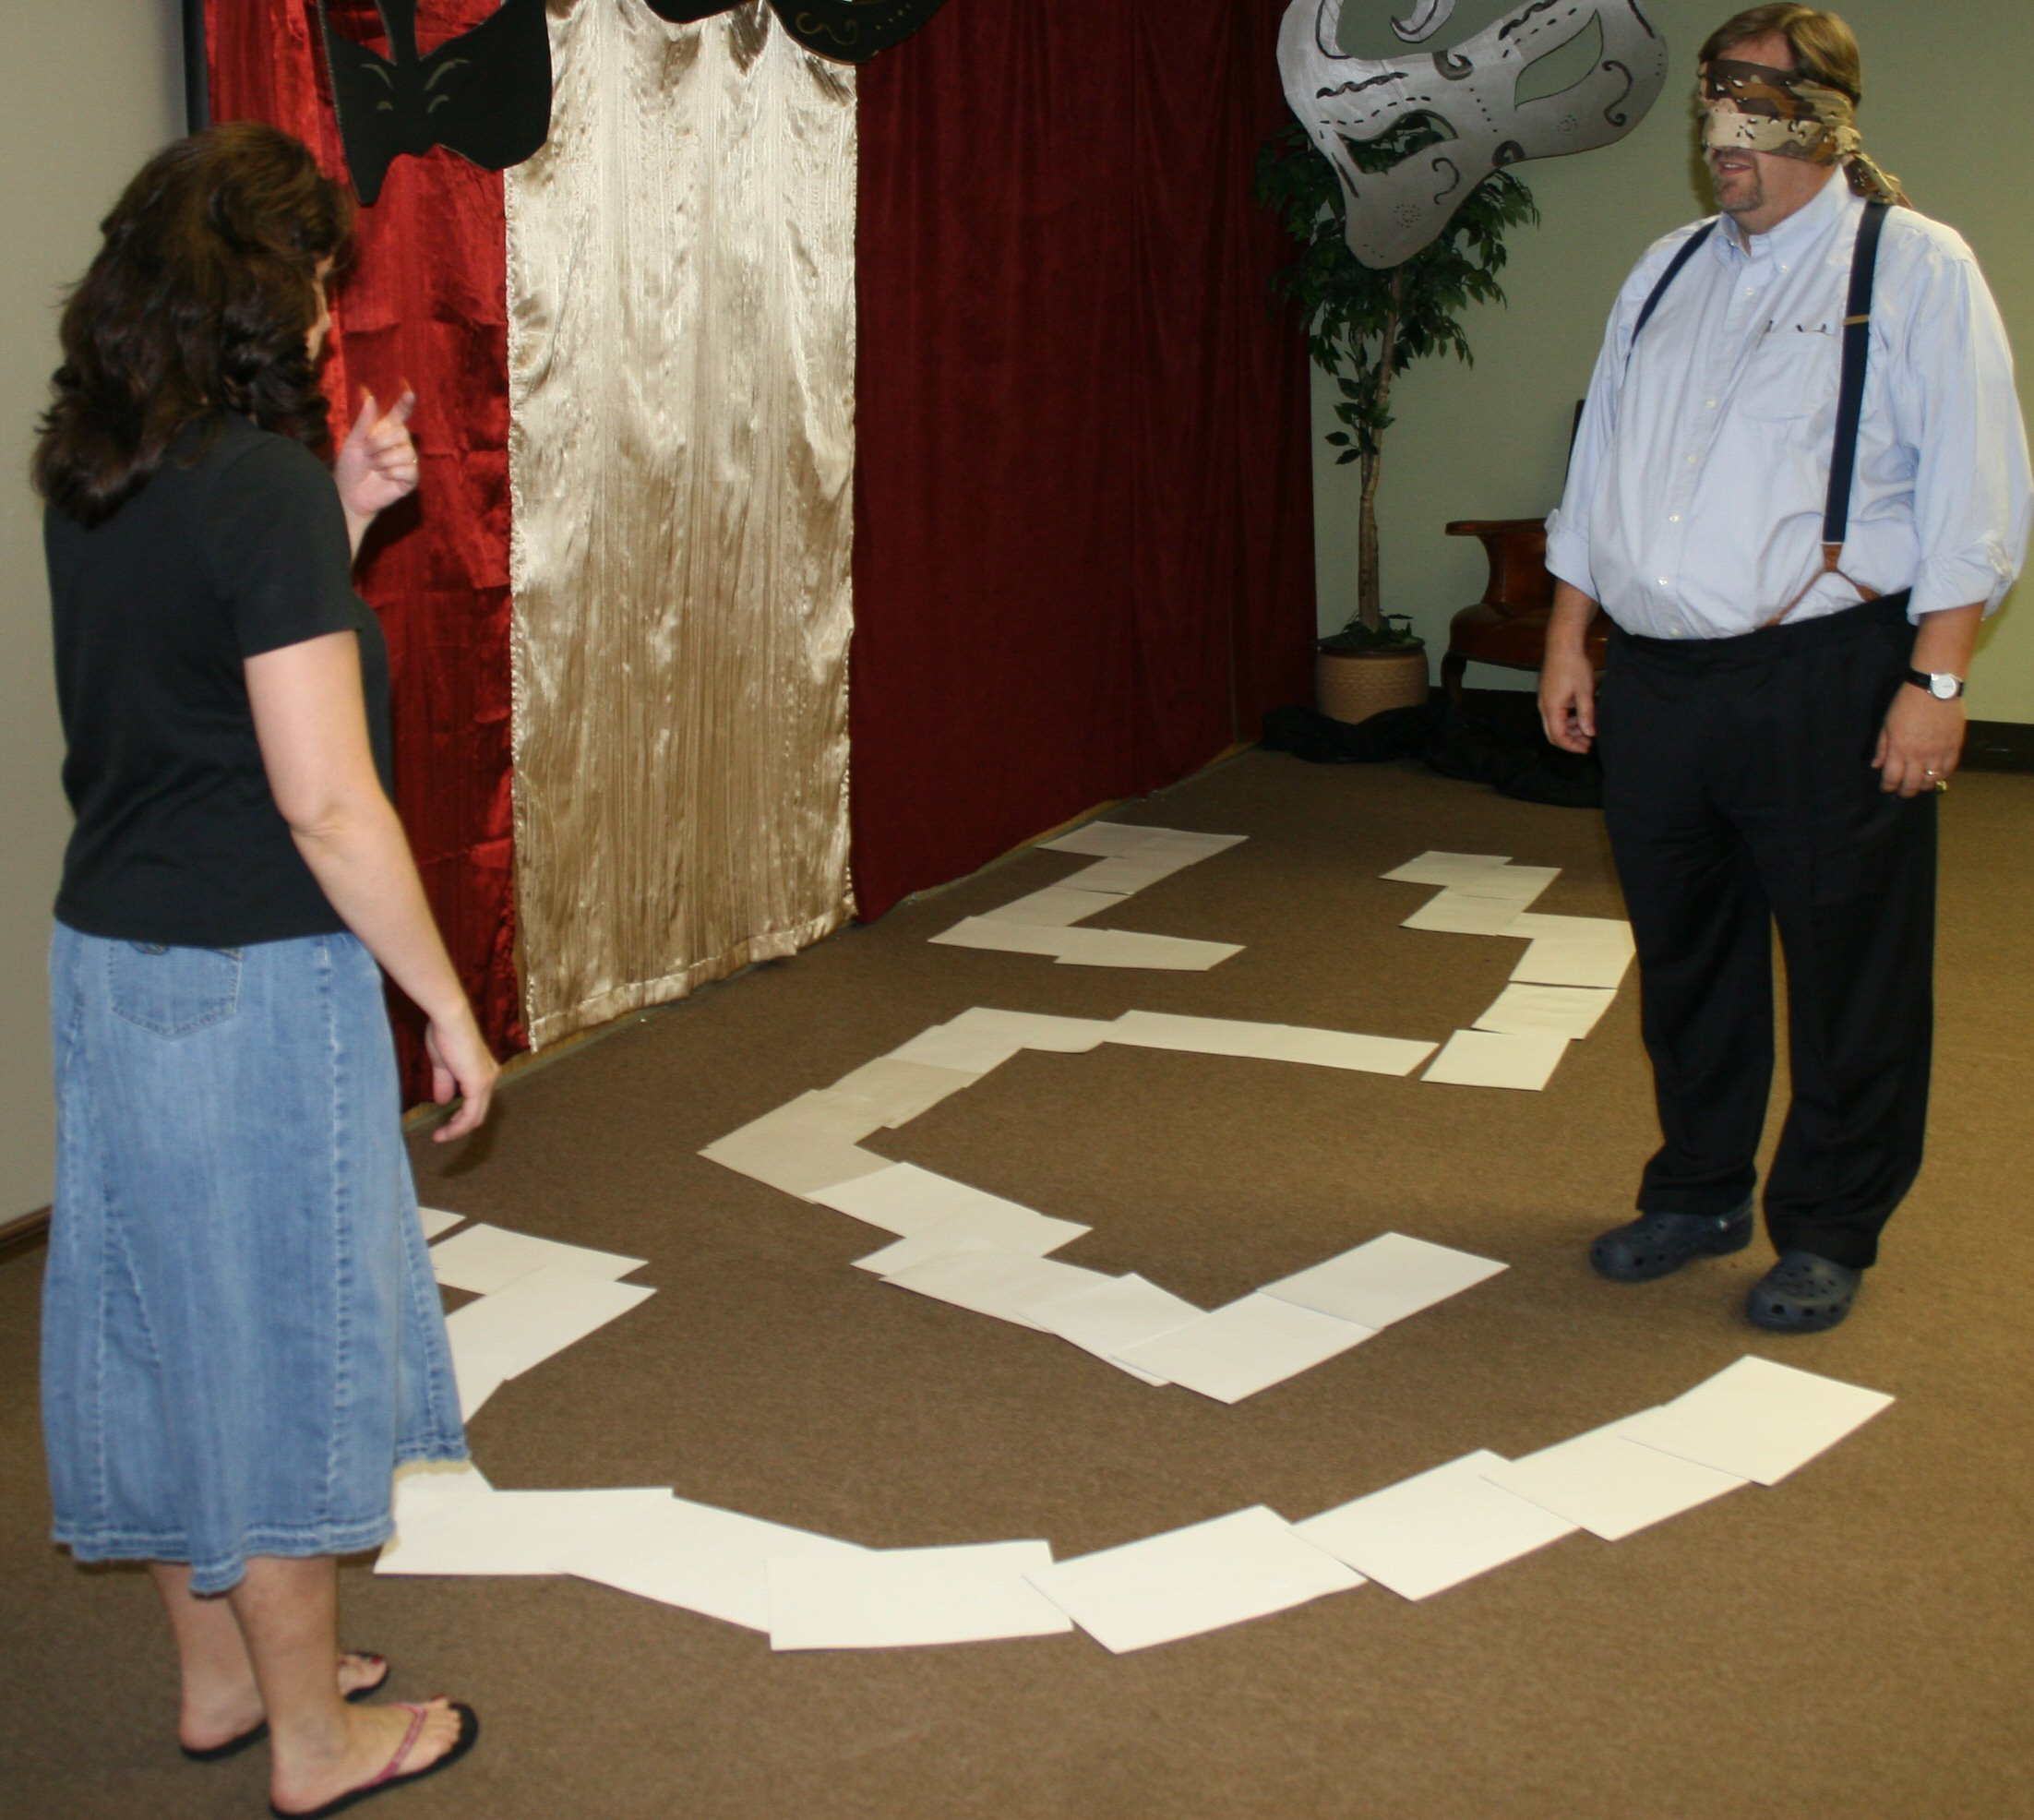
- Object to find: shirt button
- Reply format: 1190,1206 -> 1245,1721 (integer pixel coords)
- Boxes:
1686,454 -> 1699,466
1743,286 -> 1755,297
1658,577 -> 1670,587
1668,513 -> 1681,523
1705,398 -> 1717,409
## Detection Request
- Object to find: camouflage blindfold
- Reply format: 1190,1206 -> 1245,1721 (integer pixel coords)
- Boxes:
1697,57 -> 1861,164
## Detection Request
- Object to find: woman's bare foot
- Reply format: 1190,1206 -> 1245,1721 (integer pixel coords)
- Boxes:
269,1698 -> 474,1818
177,1653 -> 389,1756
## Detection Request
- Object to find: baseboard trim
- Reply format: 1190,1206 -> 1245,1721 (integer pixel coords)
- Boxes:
1964,720 -> 2034,774
1460,689 -> 2034,776
0,1206 -> 50,1261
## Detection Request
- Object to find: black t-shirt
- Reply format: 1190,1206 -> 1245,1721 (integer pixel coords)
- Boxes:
47,413 -> 394,947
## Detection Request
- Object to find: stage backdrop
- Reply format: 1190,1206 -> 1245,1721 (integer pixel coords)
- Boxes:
211,0 -> 856,1071
505,0 -> 855,1046
209,0 -> 525,1099
210,0 -> 1315,1084
848,0 -> 1316,916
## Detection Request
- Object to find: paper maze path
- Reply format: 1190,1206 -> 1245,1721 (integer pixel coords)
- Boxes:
390,841 -> 1889,1652
934,832 -> 1634,1087
930,827 -> 1635,1019
928,823 -> 1249,971
400,1207 -> 1893,1651
695,844 -> 1633,1395
700,1006 -> 1505,1401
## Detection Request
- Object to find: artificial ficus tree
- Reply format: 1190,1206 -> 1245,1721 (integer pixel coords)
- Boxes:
1254,114 -> 1537,647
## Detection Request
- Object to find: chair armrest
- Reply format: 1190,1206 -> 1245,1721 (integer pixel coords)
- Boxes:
1443,518 -> 1554,617
1443,518 -> 1549,537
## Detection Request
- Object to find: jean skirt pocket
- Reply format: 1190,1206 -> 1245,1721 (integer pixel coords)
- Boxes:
105,941 -> 242,1036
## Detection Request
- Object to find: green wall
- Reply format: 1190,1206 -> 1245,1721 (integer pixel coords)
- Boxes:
1306,0 -> 2034,721
0,4 -> 184,1215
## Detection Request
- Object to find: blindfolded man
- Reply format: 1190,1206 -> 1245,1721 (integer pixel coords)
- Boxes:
1538,6 -> 2030,1330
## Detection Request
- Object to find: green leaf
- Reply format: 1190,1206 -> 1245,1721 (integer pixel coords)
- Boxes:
1255,112 -> 1537,618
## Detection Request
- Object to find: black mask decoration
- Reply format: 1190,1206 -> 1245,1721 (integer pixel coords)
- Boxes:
641,0 -> 950,63
320,0 -> 949,208
318,0 -> 554,206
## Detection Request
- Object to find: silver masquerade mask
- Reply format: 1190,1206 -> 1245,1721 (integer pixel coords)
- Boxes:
1278,0 -> 1669,268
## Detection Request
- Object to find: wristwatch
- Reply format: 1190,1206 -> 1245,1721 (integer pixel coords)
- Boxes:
1906,669 -> 1966,700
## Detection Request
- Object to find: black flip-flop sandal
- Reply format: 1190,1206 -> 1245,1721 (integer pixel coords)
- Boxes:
269,1702 -> 479,1820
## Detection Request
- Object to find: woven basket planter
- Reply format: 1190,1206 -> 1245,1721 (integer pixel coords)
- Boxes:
1314,646 -> 1430,725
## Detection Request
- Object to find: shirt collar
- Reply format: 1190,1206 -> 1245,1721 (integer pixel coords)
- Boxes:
1710,163 -> 1851,265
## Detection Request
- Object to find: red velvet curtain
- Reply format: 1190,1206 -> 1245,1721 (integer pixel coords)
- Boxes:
850,0 -> 1316,917
208,0 -> 526,1098
209,0 -> 1314,1055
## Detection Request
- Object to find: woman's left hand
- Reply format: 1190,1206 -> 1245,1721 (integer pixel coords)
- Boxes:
335,388 -> 419,549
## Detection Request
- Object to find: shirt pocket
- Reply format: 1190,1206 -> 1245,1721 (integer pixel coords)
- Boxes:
1733,330 -> 1842,421
106,943 -> 244,1037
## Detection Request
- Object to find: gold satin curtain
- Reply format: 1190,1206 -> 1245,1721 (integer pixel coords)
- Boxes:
506,0 -> 856,1047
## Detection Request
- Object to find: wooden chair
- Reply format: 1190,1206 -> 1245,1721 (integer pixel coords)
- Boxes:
1439,517 -> 1606,705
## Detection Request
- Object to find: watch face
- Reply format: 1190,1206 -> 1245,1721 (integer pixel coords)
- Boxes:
1930,674 -> 1958,699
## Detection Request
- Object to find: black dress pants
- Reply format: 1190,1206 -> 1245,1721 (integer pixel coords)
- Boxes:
1596,595 -> 1934,1270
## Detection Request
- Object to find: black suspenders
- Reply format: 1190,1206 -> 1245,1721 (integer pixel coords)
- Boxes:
1823,199 -> 1889,552
1624,200 -> 1889,564
1629,221 -> 1716,349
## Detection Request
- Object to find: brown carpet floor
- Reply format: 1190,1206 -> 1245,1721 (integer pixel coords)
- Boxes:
5,751 -> 2032,1819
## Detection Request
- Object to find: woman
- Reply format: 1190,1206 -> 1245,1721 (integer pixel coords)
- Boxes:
36,123 -> 494,1817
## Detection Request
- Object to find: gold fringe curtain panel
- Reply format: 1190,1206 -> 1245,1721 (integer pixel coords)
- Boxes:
506,0 -> 857,1047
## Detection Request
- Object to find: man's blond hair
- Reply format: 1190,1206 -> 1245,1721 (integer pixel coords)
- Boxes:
1701,6 -> 1863,102
1699,6 -> 1908,203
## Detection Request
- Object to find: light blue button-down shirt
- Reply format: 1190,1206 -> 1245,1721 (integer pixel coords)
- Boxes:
1544,168 -> 2030,639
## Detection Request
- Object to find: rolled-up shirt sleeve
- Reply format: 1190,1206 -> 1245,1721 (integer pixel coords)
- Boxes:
1891,236 -> 2033,617
1543,313 -> 1624,602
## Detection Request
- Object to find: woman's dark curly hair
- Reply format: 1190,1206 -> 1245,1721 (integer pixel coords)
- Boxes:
34,121 -> 354,526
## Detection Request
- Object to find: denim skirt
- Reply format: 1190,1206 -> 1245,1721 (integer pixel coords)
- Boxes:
42,924 -> 466,1593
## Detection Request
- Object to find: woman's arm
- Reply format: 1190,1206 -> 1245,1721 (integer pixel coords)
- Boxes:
245,631 -> 497,1139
